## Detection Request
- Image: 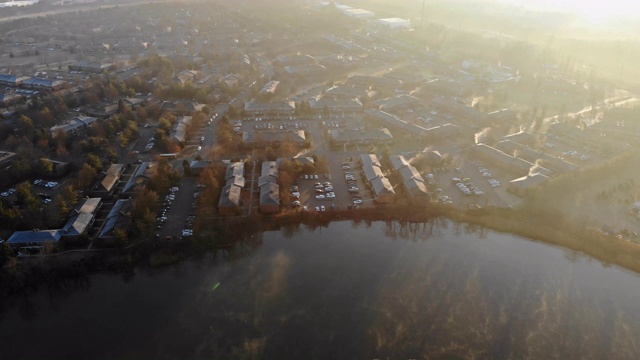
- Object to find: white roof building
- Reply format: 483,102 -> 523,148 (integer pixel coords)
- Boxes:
343,8 -> 375,18
378,18 -> 411,29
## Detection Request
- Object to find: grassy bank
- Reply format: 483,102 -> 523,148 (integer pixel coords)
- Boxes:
451,207 -> 640,273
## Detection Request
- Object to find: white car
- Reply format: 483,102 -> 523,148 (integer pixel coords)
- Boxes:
353,199 -> 363,205
326,192 -> 336,198
315,194 -> 325,200
320,205 -> 326,212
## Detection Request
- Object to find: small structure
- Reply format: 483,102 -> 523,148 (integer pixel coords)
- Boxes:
378,18 -> 411,29
343,8 -> 375,18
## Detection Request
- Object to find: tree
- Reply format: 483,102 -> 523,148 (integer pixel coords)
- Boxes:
15,181 -> 38,209
182,159 -> 191,177
77,163 -> 98,189
0,242 -> 13,268
50,194 -> 69,225
114,228 -> 129,248
86,153 -> 103,172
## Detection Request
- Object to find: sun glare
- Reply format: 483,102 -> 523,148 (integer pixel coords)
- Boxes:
526,0 -> 640,24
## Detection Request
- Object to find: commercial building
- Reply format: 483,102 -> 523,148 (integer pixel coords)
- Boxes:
472,144 -> 552,177
243,101 -> 295,115
68,61 -> 116,73
328,128 -> 393,146
23,77 -> 67,91
241,130 -> 306,148
0,74 -> 29,87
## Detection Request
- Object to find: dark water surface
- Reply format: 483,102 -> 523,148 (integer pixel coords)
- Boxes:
2,220 -> 640,359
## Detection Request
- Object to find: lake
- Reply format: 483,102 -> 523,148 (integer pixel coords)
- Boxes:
2,219 -> 640,359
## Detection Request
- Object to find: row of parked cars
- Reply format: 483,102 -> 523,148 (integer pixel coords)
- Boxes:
157,186 -> 180,228
0,188 -> 16,197
452,178 -> 485,196
33,179 -> 58,188
343,166 -> 363,207
314,182 -> 336,200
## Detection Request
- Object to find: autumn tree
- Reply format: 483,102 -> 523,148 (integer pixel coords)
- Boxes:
76,163 -> 98,189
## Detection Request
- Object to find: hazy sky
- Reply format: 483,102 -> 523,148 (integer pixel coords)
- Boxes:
502,0 -> 640,22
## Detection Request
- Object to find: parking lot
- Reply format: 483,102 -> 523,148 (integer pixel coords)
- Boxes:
155,178 -> 199,240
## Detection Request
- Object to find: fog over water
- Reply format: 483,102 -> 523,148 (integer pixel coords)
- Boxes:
2,220 -> 640,359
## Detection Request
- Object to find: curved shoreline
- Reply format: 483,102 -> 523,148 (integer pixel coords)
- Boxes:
3,203 -> 640,295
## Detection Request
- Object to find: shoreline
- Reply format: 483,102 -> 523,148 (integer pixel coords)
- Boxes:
3,203 -> 640,294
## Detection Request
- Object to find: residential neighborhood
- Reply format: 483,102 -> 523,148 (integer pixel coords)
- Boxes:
0,0 -> 638,256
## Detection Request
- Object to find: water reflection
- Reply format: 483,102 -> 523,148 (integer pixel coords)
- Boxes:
1,220 -> 640,359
